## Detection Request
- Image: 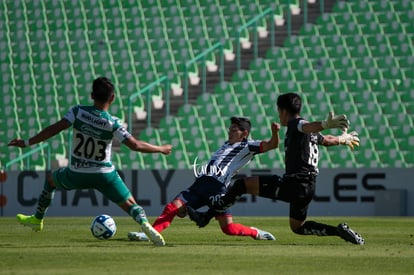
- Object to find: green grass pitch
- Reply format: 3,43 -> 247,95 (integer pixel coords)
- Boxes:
0,216 -> 413,274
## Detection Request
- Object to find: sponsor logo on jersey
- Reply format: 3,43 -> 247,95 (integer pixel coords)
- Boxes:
80,112 -> 108,128
80,125 -> 103,138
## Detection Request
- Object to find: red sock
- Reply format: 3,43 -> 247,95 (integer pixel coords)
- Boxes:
152,202 -> 179,233
221,223 -> 257,239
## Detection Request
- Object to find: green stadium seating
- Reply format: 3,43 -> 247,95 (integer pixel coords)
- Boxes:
2,0 -> 413,170
119,147 -> 145,170
329,147 -> 358,168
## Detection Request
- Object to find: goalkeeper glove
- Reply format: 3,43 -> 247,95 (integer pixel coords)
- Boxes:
339,131 -> 360,150
321,111 -> 349,131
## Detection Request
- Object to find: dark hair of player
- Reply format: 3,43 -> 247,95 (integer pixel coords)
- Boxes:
92,77 -> 115,103
277,92 -> 302,115
230,116 -> 251,133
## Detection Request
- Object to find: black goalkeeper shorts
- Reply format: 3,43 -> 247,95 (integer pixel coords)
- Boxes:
259,174 -> 316,221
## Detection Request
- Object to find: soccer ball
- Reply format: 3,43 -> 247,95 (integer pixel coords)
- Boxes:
90,214 -> 117,240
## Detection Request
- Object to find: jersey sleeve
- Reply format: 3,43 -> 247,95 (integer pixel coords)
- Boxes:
297,119 -> 309,133
63,106 -> 78,124
247,140 -> 262,154
317,132 -> 324,145
112,118 -> 132,142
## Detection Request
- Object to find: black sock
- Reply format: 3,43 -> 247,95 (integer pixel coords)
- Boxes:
212,179 -> 246,211
294,221 -> 338,236
34,181 -> 56,219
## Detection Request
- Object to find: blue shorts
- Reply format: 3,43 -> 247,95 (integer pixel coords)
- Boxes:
52,168 -> 132,204
177,176 -> 231,216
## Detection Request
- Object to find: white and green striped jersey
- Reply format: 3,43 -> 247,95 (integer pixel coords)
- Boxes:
63,105 -> 131,173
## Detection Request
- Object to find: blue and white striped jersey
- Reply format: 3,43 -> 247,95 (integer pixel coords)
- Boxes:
63,105 -> 131,173
197,139 -> 263,187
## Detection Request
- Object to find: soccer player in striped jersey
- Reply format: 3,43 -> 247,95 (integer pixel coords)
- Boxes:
8,77 -> 171,246
189,93 -> 365,245
139,116 -> 280,241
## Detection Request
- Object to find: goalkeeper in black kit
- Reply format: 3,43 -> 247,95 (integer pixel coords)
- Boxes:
188,92 -> 365,245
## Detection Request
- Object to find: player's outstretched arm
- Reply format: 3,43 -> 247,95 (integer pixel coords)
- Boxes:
8,119 -> 71,148
301,111 -> 350,134
261,122 -> 281,152
322,130 -> 360,150
124,137 -> 172,155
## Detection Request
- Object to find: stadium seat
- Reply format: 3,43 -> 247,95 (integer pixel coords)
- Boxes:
386,32 -> 410,46
158,116 -> 190,168
276,80 -> 301,95
201,112 -> 226,140
330,92 -> 358,115
179,114 -> 210,164
196,93 -> 221,118
295,68 -> 317,82
341,67 -> 363,81
378,149 -> 405,167
329,147 -> 358,168
117,146 -> 144,170
352,56 -> 373,70
257,149 -> 284,169
387,114 -> 410,132
347,38 -> 371,58
397,10 -> 414,27
216,93 -> 244,118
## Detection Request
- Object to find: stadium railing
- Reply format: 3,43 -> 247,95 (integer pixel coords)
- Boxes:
236,8 -> 274,70
5,143 -> 51,171
129,42 -> 225,131
127,76 -> 170,132
184,42 -> 224,104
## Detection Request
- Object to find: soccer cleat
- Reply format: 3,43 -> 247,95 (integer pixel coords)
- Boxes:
252,227 -> 276,240
337,223 -> 365,245
16,214 -> 43,232
187,206 -> 211,228
140,222 -> 165,246
128,232 -> 150,242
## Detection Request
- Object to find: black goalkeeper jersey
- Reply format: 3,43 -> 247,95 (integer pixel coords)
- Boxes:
284,117 -> 324,176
